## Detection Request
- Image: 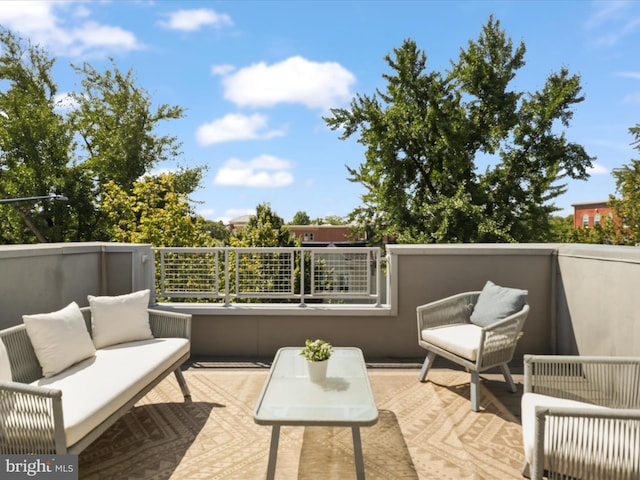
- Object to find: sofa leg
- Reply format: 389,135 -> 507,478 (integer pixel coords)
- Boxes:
500,363 -> 517,393
174,369 -> 191,401
470,370 -> 480,411
418,351 -> 436,382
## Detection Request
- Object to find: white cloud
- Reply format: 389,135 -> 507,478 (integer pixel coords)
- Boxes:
584,1 -> 640,47
214,155 -> 294,188
0,1 -> 142,57
158,8 -> 233,32
54,92 -> 78,112
211,64 -> 236,76
196,113 -> 286,145
587,162 -> 610,175
221,56 -> 356,110
617,71 -> 640,79
622,92 -> 640,104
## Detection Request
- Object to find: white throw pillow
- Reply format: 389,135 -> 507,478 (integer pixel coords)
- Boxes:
23,302 -> 96,378
0,339 -> 12,381
88,289 -> 153,349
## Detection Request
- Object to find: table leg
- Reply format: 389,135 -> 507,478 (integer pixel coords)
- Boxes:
266,425 -> 280,480
352,426 -> 365,480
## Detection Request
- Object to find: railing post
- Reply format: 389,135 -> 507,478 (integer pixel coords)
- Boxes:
299,247 -> 306,307
224,249 -> 230,307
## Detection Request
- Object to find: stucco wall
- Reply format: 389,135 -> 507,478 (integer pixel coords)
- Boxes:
0,242 -> 638,360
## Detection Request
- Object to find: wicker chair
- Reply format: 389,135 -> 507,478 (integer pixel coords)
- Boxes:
521,355 -> 640,480
416,289 -> 529,411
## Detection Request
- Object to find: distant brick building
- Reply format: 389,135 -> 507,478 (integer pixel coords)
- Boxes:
227,215 -> 366,245
572,200 -> 615,229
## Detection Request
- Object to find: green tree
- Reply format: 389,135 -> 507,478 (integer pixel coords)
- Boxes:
290,210 -> 311,225
0,29 -> 73,243
201,219 -> 230,244
548,215 -> 574,242
101,169 -> 213,247
610,124 -> 640,245
231,203 -> 295,247
324,17 -> 593,244
67,59 -> 185,240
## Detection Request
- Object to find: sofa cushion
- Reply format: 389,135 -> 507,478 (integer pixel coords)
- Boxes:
470,281 -> 527,327
22,302 -> 96,378
89,290 -> 153,349
32,337 -> 189,448
421,323 -> 482,361
0,339 -> 12,381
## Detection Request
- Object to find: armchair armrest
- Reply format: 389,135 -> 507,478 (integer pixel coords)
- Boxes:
478,305 -> 528,369
416,291 -> 479,338
523,355 -> 640,408
148,309 -> 191,339
531,404 -> 640,480
0,381 -> 66,454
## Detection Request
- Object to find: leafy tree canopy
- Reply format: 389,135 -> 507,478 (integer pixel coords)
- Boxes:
609,123 -> 640,245
290,210 -> 311,225
231,203 -> 295,247
324,16 -> 593,244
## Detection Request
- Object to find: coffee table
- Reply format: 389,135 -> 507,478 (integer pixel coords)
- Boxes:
253,346 -> 379,479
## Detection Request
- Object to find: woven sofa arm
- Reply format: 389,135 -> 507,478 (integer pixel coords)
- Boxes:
524,355 -> 640,408
0,381 -> 66,454
531,405 -> 640,480
148,309 -> 191,339
416,292 -> 480,335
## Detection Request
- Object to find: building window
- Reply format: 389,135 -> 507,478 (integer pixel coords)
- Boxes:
594,213 -> 601,225
582,214 -> 589,228
303,233 -> 314,241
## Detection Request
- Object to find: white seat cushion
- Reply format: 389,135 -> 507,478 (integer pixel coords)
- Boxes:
32,337 -> 189,447
421,323 -> 482,361
521,392 -> 638,477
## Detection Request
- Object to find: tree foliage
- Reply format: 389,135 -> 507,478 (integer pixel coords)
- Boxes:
0,28 -> 208,246
608,123 -> 640,245
101,169 -> 212,247
230,203 -> 295,247
0,30 -> 72,243
324,17 -> 593,244
290,210 -> 311,225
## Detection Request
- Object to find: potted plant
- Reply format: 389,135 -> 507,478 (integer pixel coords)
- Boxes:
300,339 -> 332,382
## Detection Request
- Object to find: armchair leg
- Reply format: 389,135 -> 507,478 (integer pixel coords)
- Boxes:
418,351 -> 436,382
470,370 -> 480,411
174,368 -> 192,401
500,363 -> 517,393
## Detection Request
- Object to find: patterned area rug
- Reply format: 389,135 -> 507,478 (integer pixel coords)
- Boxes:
78,369 -> 524,479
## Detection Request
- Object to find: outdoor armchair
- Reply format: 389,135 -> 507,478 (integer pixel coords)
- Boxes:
416,281 -> 529,411
521,354 -> 640,480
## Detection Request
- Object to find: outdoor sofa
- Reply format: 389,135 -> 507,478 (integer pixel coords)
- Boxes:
0,289 -> 192,454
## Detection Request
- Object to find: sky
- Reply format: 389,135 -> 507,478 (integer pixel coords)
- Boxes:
0,1 -> 639,224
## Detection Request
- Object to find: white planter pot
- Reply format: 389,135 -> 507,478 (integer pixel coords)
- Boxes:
306,359 -> 328,383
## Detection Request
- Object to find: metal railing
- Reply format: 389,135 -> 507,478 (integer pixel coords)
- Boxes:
153,246 -> 385,307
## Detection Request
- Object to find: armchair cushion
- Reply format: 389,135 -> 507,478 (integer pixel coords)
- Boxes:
470,281 -> 527,327
22,301 -> 96,378
88,289 -> 153,349
421,324 -> 482,361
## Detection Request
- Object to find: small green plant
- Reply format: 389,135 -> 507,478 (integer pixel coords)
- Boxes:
300,338 -> 332,362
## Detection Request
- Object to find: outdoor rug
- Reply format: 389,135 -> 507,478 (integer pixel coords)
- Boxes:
78,368 -> 524,479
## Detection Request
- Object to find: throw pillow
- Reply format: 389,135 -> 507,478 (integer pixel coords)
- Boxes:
470,280 -> 528,327
0,339 -> 12,381
23,302 -> 96,378
88,289 -> 153,349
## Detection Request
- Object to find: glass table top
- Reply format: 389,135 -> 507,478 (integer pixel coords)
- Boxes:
253,347 -> 379,426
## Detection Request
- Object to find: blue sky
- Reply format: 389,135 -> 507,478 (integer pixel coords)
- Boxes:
0,1 -> 639,224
